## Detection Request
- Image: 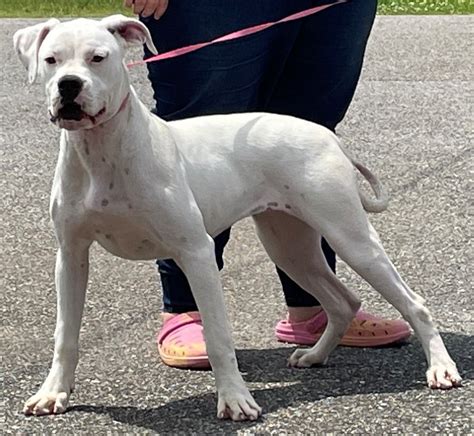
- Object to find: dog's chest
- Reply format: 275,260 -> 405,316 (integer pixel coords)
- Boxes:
59,137 -> 174,261
82,173 -> 170,261
83,171 -> 130,213
78,143 -> 142,216
93,218 -> 167,260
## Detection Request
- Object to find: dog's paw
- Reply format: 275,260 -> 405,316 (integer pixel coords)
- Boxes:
288,347 -> 328,368
23,386 -> 71,416
217,387 -> 262,421
426,363 -> 462,389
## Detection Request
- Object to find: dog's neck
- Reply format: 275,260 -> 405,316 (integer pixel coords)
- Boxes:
63,88 -> 149,175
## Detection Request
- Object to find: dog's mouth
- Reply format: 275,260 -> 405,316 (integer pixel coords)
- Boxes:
50,102 -> 106,125
57,101 -> 84,121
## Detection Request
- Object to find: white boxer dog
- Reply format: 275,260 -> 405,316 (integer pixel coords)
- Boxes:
14,15 -> 461,421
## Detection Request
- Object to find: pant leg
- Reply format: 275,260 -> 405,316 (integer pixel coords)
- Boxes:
141,0 -> 306,312
160,229 -> 231,313
265,0 -> 378,307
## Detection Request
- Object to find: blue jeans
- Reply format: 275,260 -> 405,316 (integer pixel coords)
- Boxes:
141,0 -> 377,312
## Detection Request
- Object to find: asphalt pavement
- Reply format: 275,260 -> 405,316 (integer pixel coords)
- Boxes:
1,15 -> 473,435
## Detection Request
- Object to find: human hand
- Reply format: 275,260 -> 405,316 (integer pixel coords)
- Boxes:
123,0 -> 169,20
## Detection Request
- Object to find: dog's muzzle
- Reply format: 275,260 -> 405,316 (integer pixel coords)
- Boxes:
50,76 -> 106,126
53,75 -> 85,121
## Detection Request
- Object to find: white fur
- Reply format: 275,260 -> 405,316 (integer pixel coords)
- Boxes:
14,16 -> 461,421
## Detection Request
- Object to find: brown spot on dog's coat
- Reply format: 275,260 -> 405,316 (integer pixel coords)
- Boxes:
124,168 -> 130,175
285,204 -> 292,209
102,157 -> 106,163
105,234 -> 111,239
284,185 -> 290,190
109,182 -> 114,190
101,199 -> 109,207
128,203 -> 133,209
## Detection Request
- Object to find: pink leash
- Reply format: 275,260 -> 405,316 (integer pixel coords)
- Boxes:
127,0 -> 347,68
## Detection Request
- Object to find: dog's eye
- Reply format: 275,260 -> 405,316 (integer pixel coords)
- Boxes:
92,55 -> 105,63
45,57 -> 56,65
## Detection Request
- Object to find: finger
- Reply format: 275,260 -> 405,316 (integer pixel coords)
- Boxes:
133,0 -> 146,15
142,0 -> 159,17
154,0 -> 169,20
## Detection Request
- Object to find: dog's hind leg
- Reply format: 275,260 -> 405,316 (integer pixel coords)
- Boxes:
253,211 -> 361,367
299,191 -> 462,389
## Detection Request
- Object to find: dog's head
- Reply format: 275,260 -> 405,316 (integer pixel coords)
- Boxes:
13,15 -> 157,130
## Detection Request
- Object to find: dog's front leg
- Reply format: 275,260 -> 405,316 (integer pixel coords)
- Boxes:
24,239 -> 90,416
176,238 -> 262,421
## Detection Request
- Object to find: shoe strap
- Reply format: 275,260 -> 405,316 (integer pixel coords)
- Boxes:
305,310 -> 328,333
157,312 -> 202,344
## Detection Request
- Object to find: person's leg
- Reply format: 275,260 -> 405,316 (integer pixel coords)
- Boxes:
142,0 -> 309,367
267,0 -> 377,313
267,0 -> 410,344
142,0 -> 305,313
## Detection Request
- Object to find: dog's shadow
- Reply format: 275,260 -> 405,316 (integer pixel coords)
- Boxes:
70,332 -> 472,434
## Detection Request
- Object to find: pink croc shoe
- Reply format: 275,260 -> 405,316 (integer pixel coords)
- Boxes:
275,309 -> 411,347
157,312 -> 210,369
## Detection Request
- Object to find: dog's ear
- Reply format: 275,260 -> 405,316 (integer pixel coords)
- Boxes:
101,15 -> 158,55
13,19 -> 60,84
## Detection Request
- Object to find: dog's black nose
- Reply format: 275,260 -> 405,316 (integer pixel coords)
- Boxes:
58,75 -> 83,101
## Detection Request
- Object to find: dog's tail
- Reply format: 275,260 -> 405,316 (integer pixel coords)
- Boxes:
353,159 -> 389,213
339,144 -> 389,213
